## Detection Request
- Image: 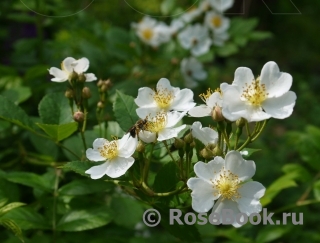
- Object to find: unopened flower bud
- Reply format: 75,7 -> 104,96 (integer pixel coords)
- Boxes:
104,79 -> 112,89
73,111 -> 84,123
97,101 -> 105,108
78,73 -> 86,83
212,106 -> 224,122
171,58 -> 179,65
200,147 -> 214,159
82,87 -> 91,99
236,118 -> 246,128
174,138 -> 185,149
136,140 -> 145,153
65,89 -> 73,99
212,146 -> 223,156
69,71 -> 78,81
190,141 -> 195,148
97,79 -> 104,87
184,132 -> 193,144
207,143 -> 216,150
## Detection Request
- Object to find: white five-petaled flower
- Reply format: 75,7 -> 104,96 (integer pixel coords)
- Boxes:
177,24 -> 212,57
222,61 -> 297,122
180,57 -> 207,88
188,83 -> 227,117
135,78 -> 196,119
205,11 -> 230,33
187,150 -> 265,227
191,121 -> 218,146
85,134 -> 138,179
208,0 -> 234,12
48,57 -> 97,82
132,16 -> 170,48
180,7 -> 203,23
138,111 -> 186,143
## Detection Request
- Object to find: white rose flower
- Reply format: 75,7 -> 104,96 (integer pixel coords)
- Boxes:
222,61 -> 297,122
139,111 -> 186,142
208,0 -> 234,12
204,11 -> 230,33
85,133 -> 138,179
191,121 -> 218,146
132,16 -> 170,47
180,57 -> 207,88
187,150 -> 265,227
48,57 -> 97,82
188,83 -> 228,117
169,18 -> 185,35
180,7 -> 203,23
135,78 -> 196,119
177,24 -> 212,57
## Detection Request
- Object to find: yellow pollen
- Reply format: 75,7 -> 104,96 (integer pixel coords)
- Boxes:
199,88 -> 213,103
98,140 -> 118,160
145,112 -> 167,133
211,16 -> 222,28
241,77 -> 268,106
212,169 -> 241,200
153,87 -> 175,109
142,28 -> 153,41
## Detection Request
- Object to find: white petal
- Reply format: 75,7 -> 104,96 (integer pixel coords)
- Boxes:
191,121 -> 218,145
262,91 -> 296,119
233,67 -> 255,91
237,181 -> 265,214
73,57 -> 89,73
84,73 -> 97,82
222,86 -> 247,121
136,107 -> 160,119
86,148 -> 105,162
93,138 -> 107,150
211,198 -> 243,227
206,92 -> 222,108
187,178 -> 219,213
105,157 -> 135,178
225,151 -> 255,181
170,89 -> 196,111
118,135 -> 138,158
260,61 -> 293,97
139,130 -> 156,143
134,87 -> 156,107
156,78 -> 175,93
188,105 -> 212,117
166,111 -> 186,128
194,158 -> 225,182
157,125 -> 186,141
62,57 -> 76,73
85,163 -> 109,179
48,67 -> 68,82
241,106 -> 271,122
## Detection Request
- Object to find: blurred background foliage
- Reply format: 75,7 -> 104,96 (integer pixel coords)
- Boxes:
0,0 -> 320,242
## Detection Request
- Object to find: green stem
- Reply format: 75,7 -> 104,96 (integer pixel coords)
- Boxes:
251,120 -> 267,141
163,140 -> 175,163
52,169 -> 61,242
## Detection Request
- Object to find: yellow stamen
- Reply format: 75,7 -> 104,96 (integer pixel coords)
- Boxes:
145,112 -> 167,133
199,88 -> 213,103
212,168 -> 241,200
241,77 -> 268,106
211,16 -> 222,28
153,86 -> 175,109
98,140 -> 118,160
141,28 -> 153,41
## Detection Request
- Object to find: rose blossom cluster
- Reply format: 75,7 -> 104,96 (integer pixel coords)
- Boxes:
131,0 -> 234,88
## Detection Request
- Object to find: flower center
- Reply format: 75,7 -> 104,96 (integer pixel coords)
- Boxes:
145,112 -> 167,133
199,88 -> 213,103
142,28 -> 154,41
153,87 -> 174,109
211,16 -> 222,28
212,169 -> 241,200
240,77 -> 268,106
98,140 -> 118,160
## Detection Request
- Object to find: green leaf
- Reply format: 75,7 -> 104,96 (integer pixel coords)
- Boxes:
153,162 -> 178,193
240,148 -> 261,159
256,225 -> 290,243
56,207 -> 114,231
0,202 -> 26,217
197,50 -> 215,63
93,121 -> 125,140
216,43 -> 238,57
62,161 -> 103,177
59,179 -> 113,196
282,163 -> 312,183
161,0 -> 175,15
38,92 -> 74,124
229,18 -> 259,36
36,122 -> 78,142
1,86 -> 32,104
111,196 -> 144,229
113,90 -> 139,132
250,31 -> 273,40
1,207 -> 49,230
313,180 -> 320,200
0,95 -> 36,132
0,218 -> 24,243
0,198 -> 8,208
5,171 -> 52,192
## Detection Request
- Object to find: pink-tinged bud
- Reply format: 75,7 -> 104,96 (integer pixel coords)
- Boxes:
73,111 -> 84,123
65,89 -> 73,99
82,87 -> 91,99
104,79 -> 112,89
212,106 -> 224,122
97,79 -> 104,87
